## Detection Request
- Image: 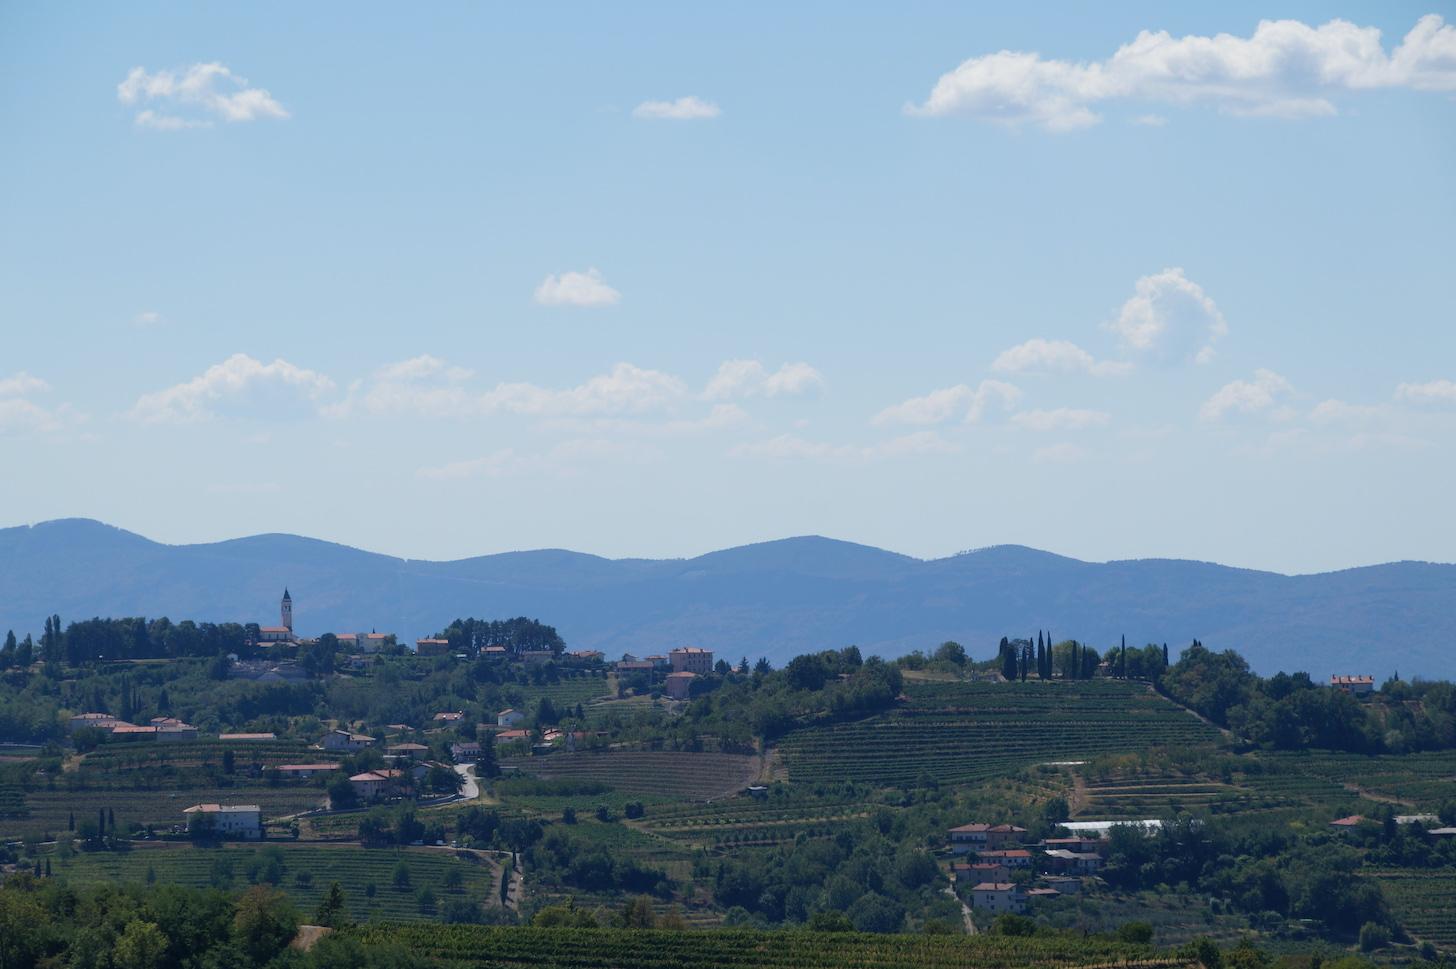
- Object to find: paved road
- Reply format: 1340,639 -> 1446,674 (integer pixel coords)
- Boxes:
454,763 -> 479,800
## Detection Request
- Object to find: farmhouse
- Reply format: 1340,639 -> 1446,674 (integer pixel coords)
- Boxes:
1330,675 -> 1375,695
665,671 -> 697,699
669,646 -> 713,674
970,882 -> 1026,914
348,768 -> 408,802
496,729 -> 531,744
151,717 -> 198,742
948,822 -> 992,854
321,729 -> 375,752
482,645 -> 509,661
984,823 -> 1028,848
387,742 -> 430,761
183,803 -> 263,840
497,709 -> 525,728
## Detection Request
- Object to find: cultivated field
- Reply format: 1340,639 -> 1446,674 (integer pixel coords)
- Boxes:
501,750 -> 760,801
779,681 -> 1222,786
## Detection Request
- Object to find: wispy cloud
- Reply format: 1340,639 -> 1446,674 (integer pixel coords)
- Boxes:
1200,369 -> 1293,421
871,380 -> 1021,426
1395,378 -> 1456,405
731,430 -> 958,462
118,63 -> 289,130
908,15 -> 1456,130
704,360 -> 824,400
632,96 -> 721,120
992,338 -> 1131,377
1011,408 -> 1111,432
0,372 -> 83,434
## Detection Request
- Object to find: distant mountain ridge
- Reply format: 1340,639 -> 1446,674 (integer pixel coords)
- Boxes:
1,518 -> 1452,678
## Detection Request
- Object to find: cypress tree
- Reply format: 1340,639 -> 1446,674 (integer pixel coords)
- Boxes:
1162,643 -> 1169,666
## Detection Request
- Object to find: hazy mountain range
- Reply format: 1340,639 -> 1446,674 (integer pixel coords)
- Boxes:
1,518 -> 1452,678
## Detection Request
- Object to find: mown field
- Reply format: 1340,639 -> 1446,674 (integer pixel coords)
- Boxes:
779,681 -> 1222,786
351,924 -> 1192,969
501,750 -> 760,801
49,842 -> 504,922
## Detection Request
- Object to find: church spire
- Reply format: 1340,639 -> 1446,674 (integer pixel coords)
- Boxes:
281,588 -> 293,631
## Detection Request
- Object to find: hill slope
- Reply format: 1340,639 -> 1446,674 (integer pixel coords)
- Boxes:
0,518 -> 1451,678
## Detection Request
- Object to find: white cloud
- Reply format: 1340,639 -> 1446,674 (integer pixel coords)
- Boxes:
132,311 -> 165,327
991,338 -> 1132,377
0,372 -> 49,397
1011,408 -> 1111,432
907,15 -> 1456,130
338,358 -> 687,420
704,360 -> 825,400
130,354 -> 335,423
1033,442 -> 1089,464
1200,369 -> 1293,420
1395,378 -> 1456,405
1132,114 -> 1169,126
1108,267 -> 1227,364
0,372 -> 82,434
872,380 -> 1022,426
533,268 -> 621,308
731,430 -> 958,462
632,96 -> 721,120
117,63 -> 289,129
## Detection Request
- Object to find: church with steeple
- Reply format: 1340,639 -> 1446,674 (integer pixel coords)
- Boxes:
257,588 -> 297,644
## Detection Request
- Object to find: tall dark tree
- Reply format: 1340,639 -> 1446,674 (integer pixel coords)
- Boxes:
999,637 -> 1016,681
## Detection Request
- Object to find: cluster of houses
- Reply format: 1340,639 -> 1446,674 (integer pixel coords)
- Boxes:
948,822 -> 1107,913
67,712 -> 200,742
1329,675 -> 1375,695
616,647 -> 715,699
1329,813 -> 1456,837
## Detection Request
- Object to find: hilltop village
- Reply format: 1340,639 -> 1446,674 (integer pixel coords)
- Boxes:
2,588 -> 1454,967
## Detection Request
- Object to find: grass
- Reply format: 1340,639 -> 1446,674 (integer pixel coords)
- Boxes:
49,841 -> 503,922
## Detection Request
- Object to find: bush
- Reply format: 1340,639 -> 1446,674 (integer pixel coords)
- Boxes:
1358,921 -> 1390,952
1116,922 -> 1154,944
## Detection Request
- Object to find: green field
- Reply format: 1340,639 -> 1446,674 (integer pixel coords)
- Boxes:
78,738 -> 339,773
49,842 -> 504,922
1253,751 -> 1456,809
351,924 -> 1190,969
634,793 -> 870,848
501,750 -> 761,801
779,681 -> 1223,787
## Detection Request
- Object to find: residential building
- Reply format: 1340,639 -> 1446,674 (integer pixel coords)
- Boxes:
615,660 -> 654,674
321,729 -> 375,752
952,861 -> 1010,883
985,823 -> 1028,849
183,803 -> 263,839
978,849 -> 1033,869
1043,876 -> 1082,895
415,638 -> 452,657
387,743 -> 430,761
450,741 -> 482,762
970,883 -> 1025,914
496,729 -> 531,744
665,671 -> 697,699
1042,836 -> 1103,854
111,724 -> 159,739
567,649 -> 604,664
1043,849 -> 1102,874
348,771 -> 390,802
433,711 -> 465,724
1027,888 -> 1061,901
362,633 -> 393,653
948,823 -> 992,854
220,733 -> 277,741
277,763 -> 340,779
1330,675 -> 1375,695
68,712 -> 125,733
497,709 -> 525,728
482,645 -> 508,661
1329,814 -> 1366,830
520,649 -> 555,665
151,717 -> 198,742
669,647 -> 713,674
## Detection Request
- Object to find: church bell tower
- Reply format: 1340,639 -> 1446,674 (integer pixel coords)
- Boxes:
281,588 -> 293,632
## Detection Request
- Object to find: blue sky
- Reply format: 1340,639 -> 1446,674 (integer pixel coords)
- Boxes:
1,2 -> 1453,572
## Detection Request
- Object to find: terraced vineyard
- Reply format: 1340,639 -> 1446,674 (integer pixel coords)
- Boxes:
780,681 -> 1223,787
634,794 -> 870,848
80,739 -> 339,772
508,675 -> 614,710
1374,870 -> 1456,951
0,785 -> 325,840
1077,771 -> 1258,820
1255,751 -> 1456,808
501,751 -> 760,801
352,923 -> 1193,969
51,842 -> 503,922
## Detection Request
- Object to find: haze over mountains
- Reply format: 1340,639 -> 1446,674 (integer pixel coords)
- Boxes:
1,518 -> 1452,678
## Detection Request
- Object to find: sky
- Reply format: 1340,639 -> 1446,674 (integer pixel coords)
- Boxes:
1,2 -> 1454,574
